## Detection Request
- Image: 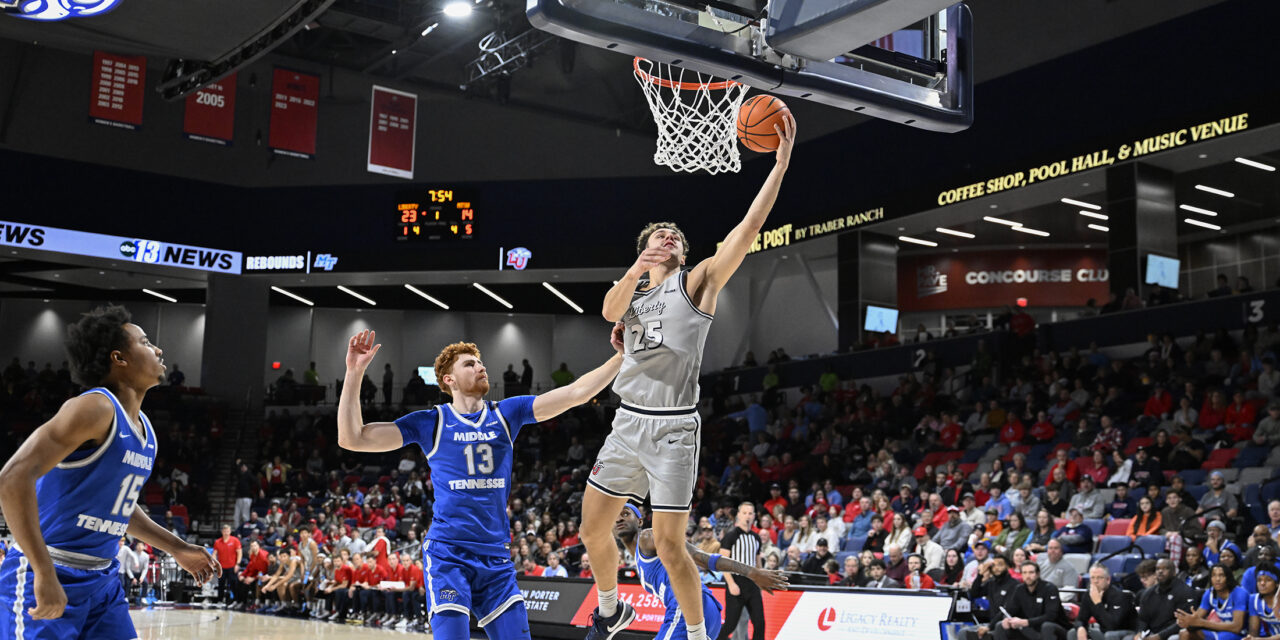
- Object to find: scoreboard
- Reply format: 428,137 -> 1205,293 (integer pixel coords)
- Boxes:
395,188 -> 475,241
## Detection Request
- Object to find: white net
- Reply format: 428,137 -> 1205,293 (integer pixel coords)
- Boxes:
633,57 -> 749,175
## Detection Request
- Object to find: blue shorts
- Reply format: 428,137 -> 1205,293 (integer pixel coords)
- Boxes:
0,549 -> 134,640
423,540 -> 524,627
656,589 -> 722,640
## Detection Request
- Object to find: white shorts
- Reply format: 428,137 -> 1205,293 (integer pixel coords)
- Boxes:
587,404 -> 700,512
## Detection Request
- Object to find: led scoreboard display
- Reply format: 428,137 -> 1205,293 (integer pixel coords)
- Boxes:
396,189 -> 475,241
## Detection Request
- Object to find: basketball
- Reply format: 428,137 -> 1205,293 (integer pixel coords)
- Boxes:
736,95 -> 791,153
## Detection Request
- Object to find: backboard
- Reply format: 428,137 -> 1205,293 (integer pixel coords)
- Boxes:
527,0 -> 973,132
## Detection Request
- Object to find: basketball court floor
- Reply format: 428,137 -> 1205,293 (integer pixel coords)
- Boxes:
130,608 -> 449,639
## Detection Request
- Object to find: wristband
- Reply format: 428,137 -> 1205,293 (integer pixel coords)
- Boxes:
707,555 -> 720,572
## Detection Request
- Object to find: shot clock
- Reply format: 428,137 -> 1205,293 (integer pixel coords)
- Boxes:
395,188 -> 475,241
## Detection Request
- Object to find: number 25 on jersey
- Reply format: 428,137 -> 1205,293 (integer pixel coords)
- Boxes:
628,320 -> 663,352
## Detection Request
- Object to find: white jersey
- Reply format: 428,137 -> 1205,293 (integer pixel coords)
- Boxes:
612,270 -> 713,408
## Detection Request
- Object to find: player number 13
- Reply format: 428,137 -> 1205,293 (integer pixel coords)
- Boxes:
628,320 -> 663,352
463,443 -> 495,475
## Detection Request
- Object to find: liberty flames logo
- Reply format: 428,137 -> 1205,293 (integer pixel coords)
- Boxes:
817,607 -> 837,631
591,461 -> 604,476
505,247 -> 532,271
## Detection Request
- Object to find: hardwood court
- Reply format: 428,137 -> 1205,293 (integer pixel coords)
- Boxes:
130,608 -> 447,639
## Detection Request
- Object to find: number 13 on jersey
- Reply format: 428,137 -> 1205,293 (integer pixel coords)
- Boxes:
628,320 -> 663,352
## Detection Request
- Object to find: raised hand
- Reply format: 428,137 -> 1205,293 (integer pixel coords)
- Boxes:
748,567 -> 790,594
346,329 -> 382,372
626,248 -> 675,279
774,114 -> 796,166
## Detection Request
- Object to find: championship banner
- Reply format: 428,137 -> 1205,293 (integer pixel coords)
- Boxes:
89,51 -> 145,130
898,249 -> 1110,311
367,85 -> 417,179
183,73 -> 237,145
268,68 -> 320,159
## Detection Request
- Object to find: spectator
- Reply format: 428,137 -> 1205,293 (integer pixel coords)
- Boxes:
865,559 -> 902,589
1074,563 -> 1136,640
543,552 -> 568,578
1253,404 -> 1280,447
520,359 -> 533,390
1037,539 -> 1081,595
1027,510 -> 1057,554
914,527 -> 945,572
1242,548 -> 1280,595
903,554 -> 936,590
961,542 -> 993,587
550,362 -> 574,387
1018,482 -> 1044,523
1208,274 -> 1233,298
939,549 -> 966,586
801,538 -> 834,574
1143,384 -> 1173,422
1180,546 -> 1211,591
968,554 -> 1020,639
1127,496 -> 1163,539
1068,476 -> 1105,519
885,545 -> 910,584
1128,447 -> 1163,489
1161,490 -> 1202,543
839,555 -> 864,587
936,506 -> 975,552
996,561 -> 1069,640
1197,471 -> 1238,521
1046,449 -> 1081,487
303,361 -> 320,386
995,512 -> 1031,556
1203,521 -> 1240,568
1258,358 -> 1280,397
1136,559 -> 1201,640
1053,508 -> 1095,555
1179,564 -> 1248,639
1105,484 -> 1137,520
1270,501 -> 1280,540
168,363 -> 186,386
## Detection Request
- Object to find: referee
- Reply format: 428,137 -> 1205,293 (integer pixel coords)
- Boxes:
717,502 -> 765,640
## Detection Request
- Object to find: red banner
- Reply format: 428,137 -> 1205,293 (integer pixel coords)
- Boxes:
268,68 -> 319,159
898,249 -> 1110,311
183,73 -> 237,146
566,583 -> 802,639
367,85 -> 417,179
89,51 -> 146,130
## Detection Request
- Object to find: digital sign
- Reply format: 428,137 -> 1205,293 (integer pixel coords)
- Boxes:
395,189 -> 475,241
0,219 -> 241,274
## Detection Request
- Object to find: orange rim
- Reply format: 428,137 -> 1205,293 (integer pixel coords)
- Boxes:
634,57 -> 740,91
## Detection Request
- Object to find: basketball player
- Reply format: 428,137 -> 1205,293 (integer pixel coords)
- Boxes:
338,327 -> 625,640
614,504 -> 787,640
0,305 -> 219,639
580,114 -> 797,640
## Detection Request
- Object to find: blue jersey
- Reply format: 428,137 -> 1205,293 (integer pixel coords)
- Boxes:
36,388 -> 156,562
1201,587 -> 1249,625
396,397 -> 536,556
636,544 -> 714,613
1249,593 -> 1280,637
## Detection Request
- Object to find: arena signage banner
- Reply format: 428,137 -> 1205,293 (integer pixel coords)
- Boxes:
0,219 -> 242,274
517,577 -> 953,640
367,85 -> 417,179
183,73 -> 237,145
88,51 -> 145,130
269,68 -> 320,159
898,249 -> 1109,311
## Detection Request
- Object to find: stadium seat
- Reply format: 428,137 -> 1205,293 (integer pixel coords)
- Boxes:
1124,437 -> 1154,456
1064,602 -> 1080,622
1096,556 -> 1127,578
1063,553 -> 1091,577
1105,519 -> 1131,536
1201,448 -> 1239,470
1098,488 -> 1115,504
1121,556 -> 1144,574
962,448 -> 986,463
1029,444 -> 1054,461
1082,519 -> 1104,538
1263,481 -> 1280,504
1217,468 -> 1240,483
959,463 -> 978,476
1097,536 -> 1133,555
1235,447 -> 1269,469
1245,484 -> 1267,524
1054,518 -> 1067,530
1135,535 -> 1165,557
1186,485 -> 1210,502
170,504 -> 188,519
1239,467 -> 1274,487
1267,448 -> 1280,467
1003,445 -> 1031,462
835,551 -> 858,566
845,535 -> 867,552
1179,469 -> 1207,485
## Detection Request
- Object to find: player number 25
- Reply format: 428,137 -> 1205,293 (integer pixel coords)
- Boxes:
111,474 -> 146,518
463,443 -> 495,475
628,320 -> 663,352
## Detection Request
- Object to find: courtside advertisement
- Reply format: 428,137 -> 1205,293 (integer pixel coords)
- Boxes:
518,578 -> 953,640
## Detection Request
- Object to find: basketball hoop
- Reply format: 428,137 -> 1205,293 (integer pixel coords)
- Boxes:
633,57 -> 748,175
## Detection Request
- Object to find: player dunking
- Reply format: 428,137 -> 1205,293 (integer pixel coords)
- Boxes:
337,328 -> 625,640
0,305 -> 219,639
580,115 -> 796,640
614,504 -> 787,640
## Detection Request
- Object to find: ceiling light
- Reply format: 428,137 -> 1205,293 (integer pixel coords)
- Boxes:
1178,204 -> 1217,217
473,282 -> 512,309
1194,184 -> 1234,198
142,289 -> 177,303
1235,157 -> 1275,172
337,285 -> 377,306
935,227 -> 975,238
983,216 -> 1021,227
542,282 -> 583,313
1078,211 -> 1108,221
1087,224 -> 1109,232
421,23 -> 439,37
271,286 -> 314,306
1184,218 -> 1221,230
897,236 -> 938,247
1061,198 -> 1101,210
1012,226 -> 1050,237
404,284 -> 448,310
443,1 -> 471,17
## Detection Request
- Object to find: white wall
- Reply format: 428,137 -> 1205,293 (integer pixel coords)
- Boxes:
0,299 -> 205,386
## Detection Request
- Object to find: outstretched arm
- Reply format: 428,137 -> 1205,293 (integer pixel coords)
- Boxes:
688,115 -> 796,295
337,330 -> 404,452
638,530 -> 788,593
532,325 -> 625,421
127,508 -> 219,584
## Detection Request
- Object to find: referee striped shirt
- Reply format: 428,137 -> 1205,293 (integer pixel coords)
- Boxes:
720,526 -> 761,570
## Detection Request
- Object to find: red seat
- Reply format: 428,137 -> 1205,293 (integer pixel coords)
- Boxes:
1124,437 -> 1154,456
1202,448 -> 1239,470
170,504 -> 188,518
1105,518 -> 1131,535
1003,445 -> 1031,462
1054,518 -> 1067,529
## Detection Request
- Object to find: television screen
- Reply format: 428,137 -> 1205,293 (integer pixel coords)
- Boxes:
416,366 -> 438,386
864,305 -> 899,333
1145,254 -> 1180,289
